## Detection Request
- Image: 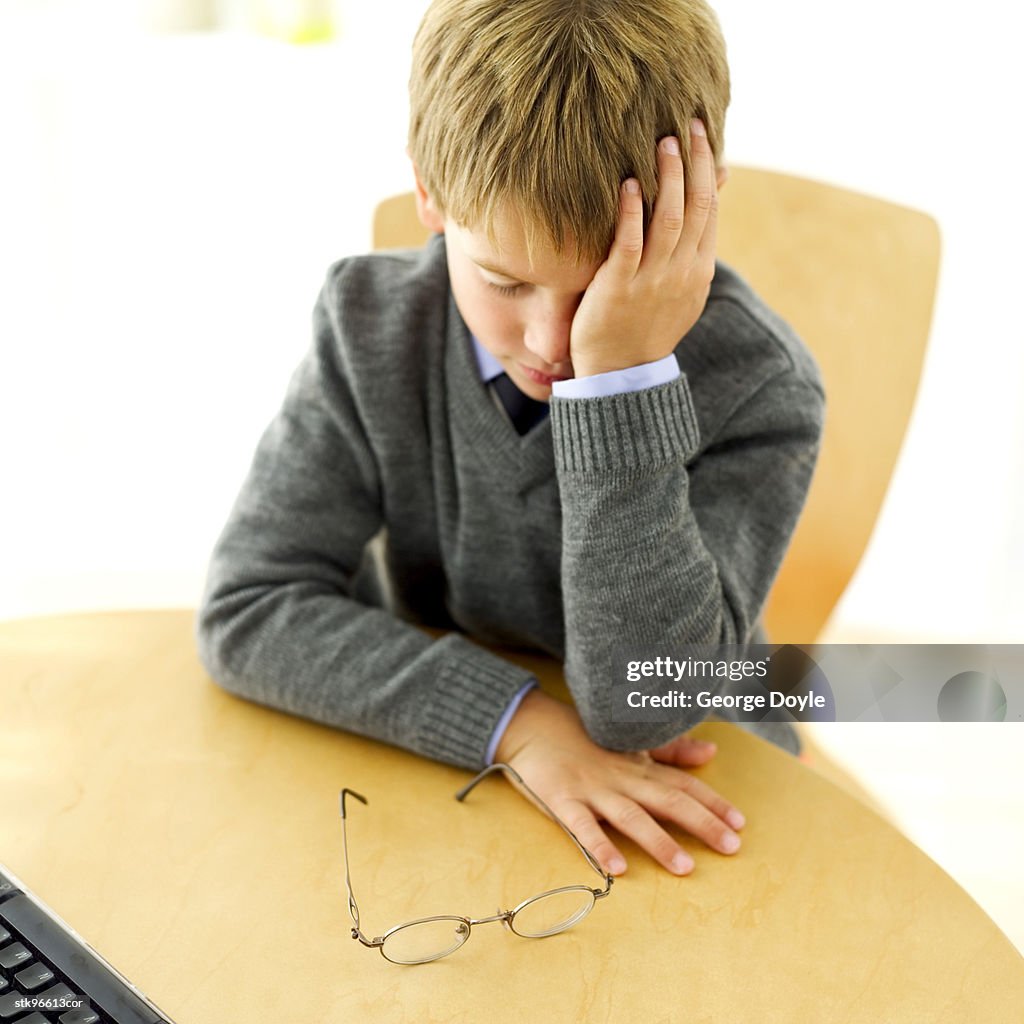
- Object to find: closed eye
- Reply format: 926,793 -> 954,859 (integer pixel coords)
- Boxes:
487,281 -> 525,297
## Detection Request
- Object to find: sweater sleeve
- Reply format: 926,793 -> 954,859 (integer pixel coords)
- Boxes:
196,269 -> 535,771
550,355 -> 824,752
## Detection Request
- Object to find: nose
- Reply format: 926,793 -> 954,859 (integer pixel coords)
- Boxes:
523,299 -> 576,368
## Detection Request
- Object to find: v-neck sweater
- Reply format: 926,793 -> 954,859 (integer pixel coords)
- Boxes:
197,234 -> 825,770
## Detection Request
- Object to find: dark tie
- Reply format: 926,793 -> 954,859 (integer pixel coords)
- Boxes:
491,373 -> 549,435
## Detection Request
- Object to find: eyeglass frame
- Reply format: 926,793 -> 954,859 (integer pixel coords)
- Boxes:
340,761 -> 614,964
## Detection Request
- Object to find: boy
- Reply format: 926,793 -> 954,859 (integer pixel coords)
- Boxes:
197,0 -> 824,879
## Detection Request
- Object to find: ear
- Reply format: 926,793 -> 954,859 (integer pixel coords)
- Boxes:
411,161 -> 446,234
716,163 -> 729,191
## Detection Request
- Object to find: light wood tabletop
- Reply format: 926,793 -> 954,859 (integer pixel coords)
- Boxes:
1,610 -> 1021,1023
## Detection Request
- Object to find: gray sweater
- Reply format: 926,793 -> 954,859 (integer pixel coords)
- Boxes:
197,234 -> 824,770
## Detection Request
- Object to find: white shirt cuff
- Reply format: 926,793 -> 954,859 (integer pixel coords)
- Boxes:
551,353 -> 680,398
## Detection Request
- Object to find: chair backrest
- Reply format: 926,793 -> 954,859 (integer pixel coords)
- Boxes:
717,168 -> 939,640
372,168 -> 940,641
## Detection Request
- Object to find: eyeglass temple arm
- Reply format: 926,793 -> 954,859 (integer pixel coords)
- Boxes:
455,763 -> 611,886
339,789 -> 382,948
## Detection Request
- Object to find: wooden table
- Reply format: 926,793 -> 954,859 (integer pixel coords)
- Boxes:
1,610 -> 1021,1022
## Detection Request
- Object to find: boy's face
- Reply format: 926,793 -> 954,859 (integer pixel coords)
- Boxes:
414,175 -> 601,401
413,157 -> 727,401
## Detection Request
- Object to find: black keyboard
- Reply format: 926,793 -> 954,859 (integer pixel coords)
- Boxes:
0,866 -> 174,1024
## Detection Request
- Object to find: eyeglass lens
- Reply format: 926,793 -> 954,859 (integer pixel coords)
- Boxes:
382,917 -> 470,965
509,887 -> 596,938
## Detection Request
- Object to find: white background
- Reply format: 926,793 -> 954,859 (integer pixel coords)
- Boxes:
1,0 -> 1021,950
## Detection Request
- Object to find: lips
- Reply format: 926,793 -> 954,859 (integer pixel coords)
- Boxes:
519,363 -> 571,386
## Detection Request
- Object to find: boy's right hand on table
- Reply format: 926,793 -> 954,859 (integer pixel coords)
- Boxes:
494,689 -> 745,877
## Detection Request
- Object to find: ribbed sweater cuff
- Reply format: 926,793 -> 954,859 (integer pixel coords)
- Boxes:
550,375 -> 701,474
413,633 -> 537,771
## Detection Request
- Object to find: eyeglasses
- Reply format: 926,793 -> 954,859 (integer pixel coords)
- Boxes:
340,762 -> 613,965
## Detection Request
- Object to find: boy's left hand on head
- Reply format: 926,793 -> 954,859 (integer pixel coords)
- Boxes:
569,120 -> 719,378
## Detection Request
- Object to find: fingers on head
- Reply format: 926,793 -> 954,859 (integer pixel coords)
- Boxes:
654,136 -> 685,234
614,179 -> 645,259
685,120 -> 719,219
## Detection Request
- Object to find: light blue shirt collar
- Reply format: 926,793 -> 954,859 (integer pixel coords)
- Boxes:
471,335 -> 506,383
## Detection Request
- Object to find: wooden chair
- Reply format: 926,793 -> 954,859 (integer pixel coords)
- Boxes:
373,169 -> 941,642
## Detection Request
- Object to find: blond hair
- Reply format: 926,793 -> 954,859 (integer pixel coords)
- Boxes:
408,0 -> 730,263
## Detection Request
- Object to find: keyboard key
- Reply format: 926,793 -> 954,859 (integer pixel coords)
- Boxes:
0,943 -> 31,969
36,982 -> 81,1011
0,927 -> 9,944
0,982 -> 85,1021
0,988 -> 33,1018
0,976 -> 7,992
60,1010 -> 102,1024
15,1014 -> 49,1024
37,981 -> 77,1000
14,961 -> 55,991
